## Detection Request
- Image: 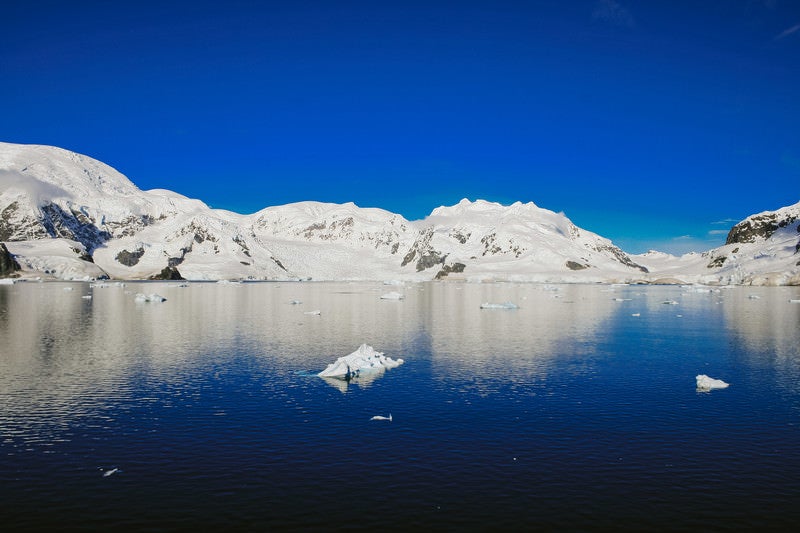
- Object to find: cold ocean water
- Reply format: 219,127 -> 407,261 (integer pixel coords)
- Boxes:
1,281 -> 799,531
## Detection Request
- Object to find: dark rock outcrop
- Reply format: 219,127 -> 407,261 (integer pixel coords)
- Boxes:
727,212 -> 798,244
435,262 -> 466,279
402,227 -> 446,272
566,260 -> 589,271
0,243 -> 21,277
116,248 -> 145,266
149,266 -> 184,280
593,243 -> 649,273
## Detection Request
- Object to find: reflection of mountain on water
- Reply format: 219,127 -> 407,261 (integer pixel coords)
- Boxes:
420,284 -> 619,393
722,288 -> 800,396
0,282 -> 426,439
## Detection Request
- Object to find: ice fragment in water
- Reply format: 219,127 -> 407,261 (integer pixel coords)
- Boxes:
135,293 -> 166,303
380,291 -> 404,300
480,302 -> 519,309
318,344 -> 404,379
696,374 -> 729,391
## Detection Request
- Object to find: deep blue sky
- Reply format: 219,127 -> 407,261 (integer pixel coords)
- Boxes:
2,0 -> 798,254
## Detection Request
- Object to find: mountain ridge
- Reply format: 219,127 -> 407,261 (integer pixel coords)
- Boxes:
1,142 -> 798,285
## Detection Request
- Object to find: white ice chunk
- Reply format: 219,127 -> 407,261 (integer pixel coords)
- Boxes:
318,344 -> 404,378
696,374 -> 730,391
480,302 -> 519,309
135,293 -> 166,303
380,291 -> 404,300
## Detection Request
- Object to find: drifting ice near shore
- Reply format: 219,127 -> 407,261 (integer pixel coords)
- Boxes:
480,302 -> 519,309
135,293 -> 166,303
696,374 -> 729,391
380,291 -> 404,300
318,344 -> 404,379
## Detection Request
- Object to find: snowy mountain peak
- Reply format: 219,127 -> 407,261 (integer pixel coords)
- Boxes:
0,142 -> 140,200
429,198 -> 540,219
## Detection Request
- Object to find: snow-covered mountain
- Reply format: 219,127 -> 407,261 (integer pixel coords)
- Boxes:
1,141 -> 797,284
634,202 -> 800,286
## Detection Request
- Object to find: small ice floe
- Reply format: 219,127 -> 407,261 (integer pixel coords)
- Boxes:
380,291 -> 404,300
661,300 -> 679,305
289,299 -> 302,305
318,344 -> 404,379
101,467 -> 121,477
370,414 -> 392,422
304,310 -> 321,316
134,293 -> 166,303
0,278 -> 16,285
696,374 -> 730,391
480,302 -> 519,310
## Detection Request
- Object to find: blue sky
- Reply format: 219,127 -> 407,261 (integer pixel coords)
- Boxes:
1,0 -> 798,254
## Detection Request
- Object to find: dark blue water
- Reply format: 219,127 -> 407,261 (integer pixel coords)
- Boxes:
1,282 -> 799,531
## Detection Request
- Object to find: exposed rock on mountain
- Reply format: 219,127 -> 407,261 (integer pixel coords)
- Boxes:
0,242 -> 20,277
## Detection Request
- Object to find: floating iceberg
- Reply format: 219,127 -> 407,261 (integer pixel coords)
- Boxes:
480,302 -> 519,310
318,344 -> 404,379
135,293 -> 166,303
102,467 -> 120,477
696,374 -> 729,391
380,291 -> 404,300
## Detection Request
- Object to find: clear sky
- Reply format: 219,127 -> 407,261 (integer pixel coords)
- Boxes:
2,0 -> 798,254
